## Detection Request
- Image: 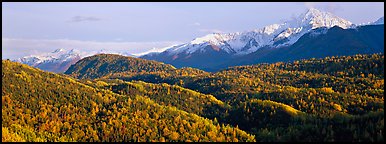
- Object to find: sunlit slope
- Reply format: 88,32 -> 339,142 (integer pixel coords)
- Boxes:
65,54 -> 176,79
2,60 -> 255,142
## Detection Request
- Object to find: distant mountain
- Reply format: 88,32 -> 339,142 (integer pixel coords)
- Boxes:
151,8 -> 353,56
372,17 -> 384,25
14,48 -> 137,73
141,8 -> 356,70
14,49 -> 82,73
222,24 -> 384,70
142,9 -> 383,71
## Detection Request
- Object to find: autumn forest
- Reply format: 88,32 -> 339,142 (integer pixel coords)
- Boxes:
1,53 -> 384,142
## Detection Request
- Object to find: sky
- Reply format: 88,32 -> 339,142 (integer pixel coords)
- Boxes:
2,2 -> 384,59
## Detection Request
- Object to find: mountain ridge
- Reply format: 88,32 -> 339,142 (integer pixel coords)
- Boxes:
142,21 -> 384,71
143,8 -> 354,57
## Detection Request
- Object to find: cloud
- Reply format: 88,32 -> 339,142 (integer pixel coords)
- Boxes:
198,29 -> 224,33
68,16 -> 101,22
188,22 -> 201,26
2,38 -> 182,59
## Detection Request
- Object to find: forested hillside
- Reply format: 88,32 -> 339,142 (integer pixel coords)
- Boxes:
65,54 -> 176,79
65,53 -> 384,142
3,53 -> 384,142
81,79 -> 229,120
2,60 -> 255,142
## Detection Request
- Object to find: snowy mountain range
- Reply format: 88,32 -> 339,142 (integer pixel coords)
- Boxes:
147,8 -> 354,57
141,8 -> 384,71
14,8 -> 384,73
16,49 -> 78,66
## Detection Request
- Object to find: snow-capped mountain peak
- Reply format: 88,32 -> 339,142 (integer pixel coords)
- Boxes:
14,49 -> 82,72
268,8 -> 353,47
297,8 -> 353,29
191,33 -> 226,45
153,8 -> 354,57
256,24 -> 283,35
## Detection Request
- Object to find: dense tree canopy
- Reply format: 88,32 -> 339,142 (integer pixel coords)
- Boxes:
3,53 -> 384,142
2,60 -> 255,142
